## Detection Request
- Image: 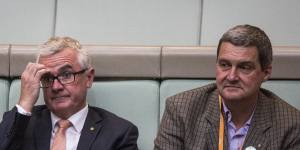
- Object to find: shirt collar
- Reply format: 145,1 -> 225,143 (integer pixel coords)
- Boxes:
51,104 -> 89,133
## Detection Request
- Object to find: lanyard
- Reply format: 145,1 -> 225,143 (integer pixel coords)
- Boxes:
218,95 -> 225,150
218,96 -> 245,150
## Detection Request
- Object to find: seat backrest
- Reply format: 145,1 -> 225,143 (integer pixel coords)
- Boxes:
0,45 -> 10,121
0,79 -> 9,121
84,45 -> 162,149
87,80 -> 159,149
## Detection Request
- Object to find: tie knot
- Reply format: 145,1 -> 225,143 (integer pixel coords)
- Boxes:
57,120 -> 71,129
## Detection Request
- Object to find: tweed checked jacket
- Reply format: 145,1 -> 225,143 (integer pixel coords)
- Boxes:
154,83 -> 300,150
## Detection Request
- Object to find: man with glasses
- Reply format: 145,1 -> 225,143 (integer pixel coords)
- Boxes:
0,37 -> 138,150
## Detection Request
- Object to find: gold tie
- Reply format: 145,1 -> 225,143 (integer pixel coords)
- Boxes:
51,120 -> 71,150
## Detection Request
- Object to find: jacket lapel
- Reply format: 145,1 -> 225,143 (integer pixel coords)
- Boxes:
204,90 -> 222,150
77,107 -> 103,150
204,89 -> 273,150
242,91 -> 272,150
34,109 -> 52,150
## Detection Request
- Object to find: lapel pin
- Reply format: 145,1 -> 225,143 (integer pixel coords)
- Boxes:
258,144 -> 261,148
245,146 -> 256,150
90,127 -> 95,131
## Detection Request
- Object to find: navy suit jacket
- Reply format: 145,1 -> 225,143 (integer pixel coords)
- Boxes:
0,105 -> 138,150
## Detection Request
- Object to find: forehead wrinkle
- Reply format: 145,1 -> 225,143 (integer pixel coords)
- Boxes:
39,51 -> 81,74
58,64 -> 73,71
44,63 -> 74,75
218,57 -> 256,65
219,50 -> 258,65
40,56 -> 74,66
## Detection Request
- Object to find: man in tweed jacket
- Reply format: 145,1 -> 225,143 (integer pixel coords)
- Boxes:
154,25 -> 300,150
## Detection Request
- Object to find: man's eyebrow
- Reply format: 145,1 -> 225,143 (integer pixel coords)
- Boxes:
58,64 -> 73,72
217,58 -> 229,62
237,62 -> 256,68
239,61 -> 255,65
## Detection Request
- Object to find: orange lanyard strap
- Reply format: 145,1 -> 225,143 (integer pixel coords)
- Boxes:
218,95 -> 224,150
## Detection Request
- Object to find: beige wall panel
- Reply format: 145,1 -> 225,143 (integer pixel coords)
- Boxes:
55,0 -> 201,45
0,0 -> 55,44
201,0 -> 300,46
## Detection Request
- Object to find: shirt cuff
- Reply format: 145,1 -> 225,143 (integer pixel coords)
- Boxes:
16,104 -> 32,116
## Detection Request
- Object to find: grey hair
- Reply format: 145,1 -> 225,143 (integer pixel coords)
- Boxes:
37,36 -> 91,69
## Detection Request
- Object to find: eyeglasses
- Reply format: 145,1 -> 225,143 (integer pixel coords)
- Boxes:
40,69 -> 87,88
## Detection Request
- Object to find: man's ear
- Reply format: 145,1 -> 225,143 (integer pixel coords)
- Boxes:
263,65 -> 272,81
86,68 -> 95,88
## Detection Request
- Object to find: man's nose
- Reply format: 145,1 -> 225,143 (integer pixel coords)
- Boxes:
51,79 -> 64,90
227,67 -> 239,81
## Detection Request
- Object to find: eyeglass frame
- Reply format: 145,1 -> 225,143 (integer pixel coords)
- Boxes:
40,68 -> 88,88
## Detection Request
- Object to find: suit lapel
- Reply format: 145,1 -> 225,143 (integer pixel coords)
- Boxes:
77,107 -> 103,150
243,91 -> 272,149
34,109 -> 52,150
204,90 -> 221,150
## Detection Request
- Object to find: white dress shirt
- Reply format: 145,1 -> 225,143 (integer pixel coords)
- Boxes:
51,105 -> 88,150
